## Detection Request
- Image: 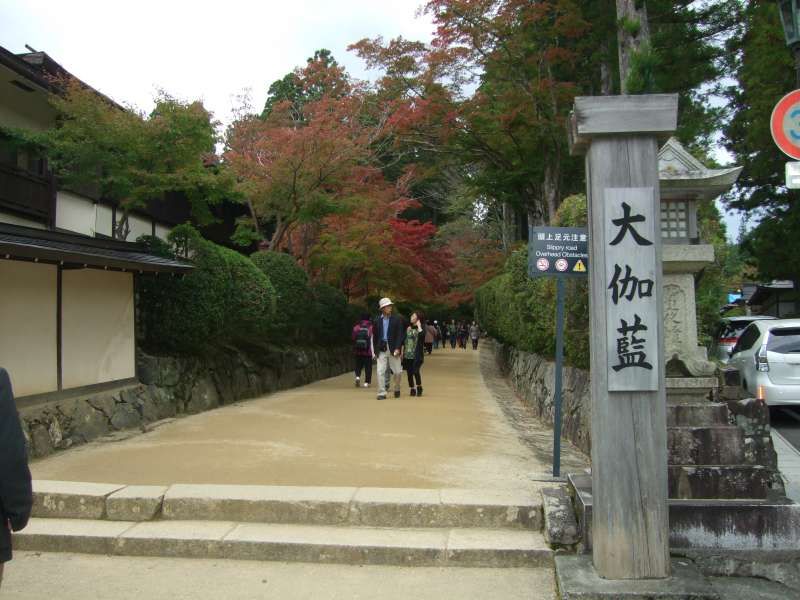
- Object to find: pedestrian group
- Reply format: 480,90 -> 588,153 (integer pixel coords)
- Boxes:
351,297 -> 482,400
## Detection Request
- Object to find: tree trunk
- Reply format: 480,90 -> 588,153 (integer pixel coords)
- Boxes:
501,202 -> 515,252
616,0 -> 651,94
543,163 -> 560,224
600,41 -> 614,95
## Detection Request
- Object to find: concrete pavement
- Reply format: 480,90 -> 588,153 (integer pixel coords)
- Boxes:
3,551 -> 557,600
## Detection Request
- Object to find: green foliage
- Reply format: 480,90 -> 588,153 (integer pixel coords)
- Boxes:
723,1 -> 798,282
625,43 -> 660,95
309,282 -> 350,344
39,82 -> 233,240
694,202 -> 729,347
250,251 -> 311,332
138,225 -> 276,354
619,17 -> 642,37
475,195 -> 589,368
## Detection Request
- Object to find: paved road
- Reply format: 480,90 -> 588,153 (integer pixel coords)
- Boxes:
771,406 -> 800,502
29,346 -> 587,489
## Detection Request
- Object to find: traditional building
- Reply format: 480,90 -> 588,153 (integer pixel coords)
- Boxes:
0,45 -> 192,399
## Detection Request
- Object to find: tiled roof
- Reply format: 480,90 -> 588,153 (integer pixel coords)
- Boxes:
0,224 -> 193,273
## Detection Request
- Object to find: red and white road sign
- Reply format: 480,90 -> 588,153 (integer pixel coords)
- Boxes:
771,90 -> 800,160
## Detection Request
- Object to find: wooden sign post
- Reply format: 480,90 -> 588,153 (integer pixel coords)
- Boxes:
569,95 -> 678,580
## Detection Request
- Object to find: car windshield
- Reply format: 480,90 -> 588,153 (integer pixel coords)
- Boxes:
767,328 -> 800,354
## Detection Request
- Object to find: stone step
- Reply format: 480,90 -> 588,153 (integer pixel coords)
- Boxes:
668,466 -> 772,500
569,473 -> 800,552
31,481 -> 544,531
667,426 -> 746,466
13,518 -> 553,568
666,403 -> 730,427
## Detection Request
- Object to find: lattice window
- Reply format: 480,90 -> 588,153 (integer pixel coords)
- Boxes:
661,201 -> 691,241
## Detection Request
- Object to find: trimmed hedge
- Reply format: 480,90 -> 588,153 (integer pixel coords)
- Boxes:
250,250 -> 311,333
310,282 -> 350,344
138,226 -> 276,354
475,195 -> 590,369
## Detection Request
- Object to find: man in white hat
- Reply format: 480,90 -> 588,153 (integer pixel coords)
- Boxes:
373,297 -> 404,400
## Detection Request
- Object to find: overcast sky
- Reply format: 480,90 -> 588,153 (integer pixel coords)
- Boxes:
0,0 -> 434,123
0,0 -> 744,239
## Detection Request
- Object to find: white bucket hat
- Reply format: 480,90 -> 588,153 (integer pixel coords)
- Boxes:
378,297 -> 394,309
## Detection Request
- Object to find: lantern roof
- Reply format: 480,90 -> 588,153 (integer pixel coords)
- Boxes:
658,137 -> 742,201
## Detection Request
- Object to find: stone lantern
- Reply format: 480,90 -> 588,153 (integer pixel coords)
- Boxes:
658,138 -> 742,402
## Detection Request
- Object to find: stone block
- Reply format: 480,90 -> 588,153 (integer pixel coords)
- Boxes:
667,404 -> 730,427
350,488 -> 442,528
438,488 -> 542,530
541,487 -> 579,546
669,466 -> 771,500
32,480 -> 126,519
110,402 -> 142,430
222,523 -> 446,566
668,427 -> 745,466
555,555 -> 719,600
445,529 -> 552,568
115,520 -> 236,559
162,484 -> 356,525
106,485 -> 168,521
13,517 -> 134,555
185,377 -> 220,414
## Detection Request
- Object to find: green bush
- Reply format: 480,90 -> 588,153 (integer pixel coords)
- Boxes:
475,194 -> 590,368
250,251 -> 311,333
138,226 -> 276,354
309,282 -> 349,344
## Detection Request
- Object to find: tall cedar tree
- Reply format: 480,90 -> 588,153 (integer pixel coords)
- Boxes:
723,1 -> 799,282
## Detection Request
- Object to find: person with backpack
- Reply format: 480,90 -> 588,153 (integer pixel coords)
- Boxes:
403,312 -> 426,396
352,314 -> 374,388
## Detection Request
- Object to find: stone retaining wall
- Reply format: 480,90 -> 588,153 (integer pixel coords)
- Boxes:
20,345 -> 353,459
488,340 -> 592,455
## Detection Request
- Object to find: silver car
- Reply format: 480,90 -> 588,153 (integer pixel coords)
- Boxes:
728,318 -> 800,406
713,316 -> 777,364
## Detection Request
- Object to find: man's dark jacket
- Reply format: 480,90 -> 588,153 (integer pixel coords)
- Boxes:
0,368 -> 33,563
372,314 -> 405,354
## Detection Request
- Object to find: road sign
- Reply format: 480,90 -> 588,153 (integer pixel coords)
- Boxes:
528,226 -> 589,278
527,225 -> 588,479
787,161 -> 800,189
771,90 -> 800,160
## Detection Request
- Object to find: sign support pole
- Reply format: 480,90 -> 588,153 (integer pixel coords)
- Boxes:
553,277 -> 565,477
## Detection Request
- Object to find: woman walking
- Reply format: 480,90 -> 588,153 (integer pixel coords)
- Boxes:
449,319 -> 457,349
403,312 -> 425,396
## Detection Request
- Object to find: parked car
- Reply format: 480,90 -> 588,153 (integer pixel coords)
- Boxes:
713,316 -> 777,364
728,318 -> 800,406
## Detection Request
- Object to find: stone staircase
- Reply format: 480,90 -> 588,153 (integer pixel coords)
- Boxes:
570,395 -> 800,553
16,480 -> 564,568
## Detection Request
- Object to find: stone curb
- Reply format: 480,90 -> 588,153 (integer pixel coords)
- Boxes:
15,518 -> 554,568
32,480 -> 547,531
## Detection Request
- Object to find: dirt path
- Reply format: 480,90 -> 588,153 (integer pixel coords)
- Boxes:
30,345 -> 587,489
